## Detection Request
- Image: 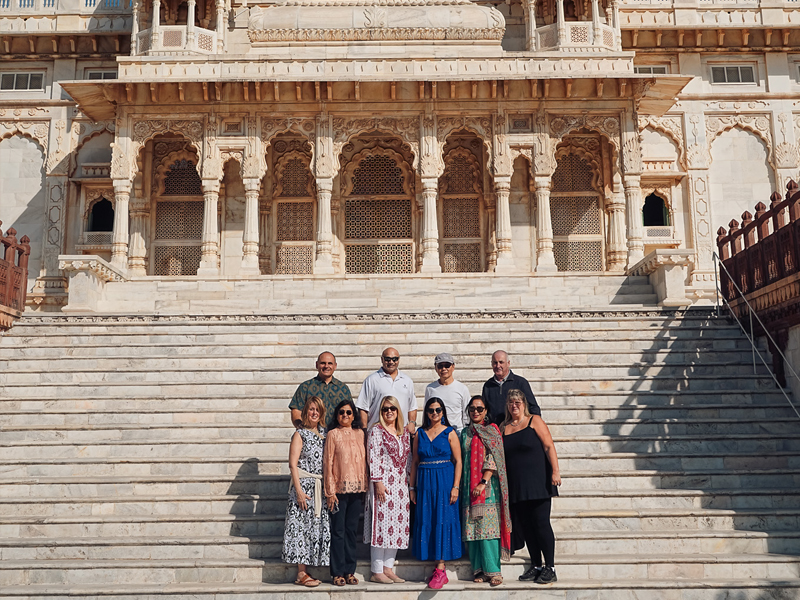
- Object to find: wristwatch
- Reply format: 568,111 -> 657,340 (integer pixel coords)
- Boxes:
480,478 -> 489,486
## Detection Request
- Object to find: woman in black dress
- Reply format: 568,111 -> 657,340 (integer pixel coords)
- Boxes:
502,389 -> 561,585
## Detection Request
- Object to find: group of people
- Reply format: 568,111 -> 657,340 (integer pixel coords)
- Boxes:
281,348 -> 561,588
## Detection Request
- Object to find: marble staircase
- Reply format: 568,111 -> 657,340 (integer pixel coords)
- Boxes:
1,307 -> 799,598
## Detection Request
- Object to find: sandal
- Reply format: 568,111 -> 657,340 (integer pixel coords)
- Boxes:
345,573 -> 359,585
332,576 -> 346,587
490,575 -> 503,587
294,572 -> 320,587
473,572 -> 489,583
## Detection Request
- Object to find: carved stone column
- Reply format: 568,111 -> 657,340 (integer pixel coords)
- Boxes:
556,0 -> 566,45
197,179 -> 220,276
533,177 -> 557,272
606,188 -> 627,272
127,201 -> 149,276
150,0 -> 161,51
215,0 -> 225,52
494,176 -> 514,272
130,0 -> 139,55
610,0 -> 621,50
241,178 -> 261,276
591,0 -> 601,46
111,180 -> 131,271
186,0 -> 196,47
522,0 -> 538,51
419,178 -> 442,273
314,177 -> 335,274
258,194 -> 271,274
624,174 -> 645,267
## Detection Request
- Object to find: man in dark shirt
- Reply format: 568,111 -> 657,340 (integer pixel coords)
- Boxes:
481,349 -> 540,426
288,351 -> 353,427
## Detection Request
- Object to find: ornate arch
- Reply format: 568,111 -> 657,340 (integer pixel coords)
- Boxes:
706,115 -> 774,168
274,150 -> 314,198
84,187 -> 115,221
549,115 -> 621,172
439,147 -> 483,195
127,119 -> 203,183
153,148 -> 202,197
261,117 -> 316,169
554,139 -> 604,194
0,122 -> 48,157
342,146 -> 414,197
438,118 -> 492,172
638,115 -> 685,170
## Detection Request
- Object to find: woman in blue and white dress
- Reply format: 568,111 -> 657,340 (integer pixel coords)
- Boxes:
282,396 -> 331,587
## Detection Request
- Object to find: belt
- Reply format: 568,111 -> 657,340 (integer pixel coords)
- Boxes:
289,468 -> 324,518
420,460 -> 450,465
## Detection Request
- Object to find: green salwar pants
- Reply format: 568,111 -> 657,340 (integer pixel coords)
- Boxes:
466,539 -> 501,577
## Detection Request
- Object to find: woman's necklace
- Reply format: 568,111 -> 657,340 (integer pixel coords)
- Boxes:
306,424 -> 324,439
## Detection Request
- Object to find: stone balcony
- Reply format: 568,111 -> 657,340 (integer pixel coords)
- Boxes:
135,24 -> 218,55
536,20 -> 620,52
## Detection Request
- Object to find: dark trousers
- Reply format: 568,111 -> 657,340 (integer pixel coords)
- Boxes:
330,493 -> 362,577
511,498 -> 556,568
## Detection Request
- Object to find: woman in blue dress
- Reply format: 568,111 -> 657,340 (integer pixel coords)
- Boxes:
409,396 -> 463,589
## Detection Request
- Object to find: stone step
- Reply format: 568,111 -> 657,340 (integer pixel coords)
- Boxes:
0,419 -> 796,441
4,506 -> 800,540
3,432 -> 799,458
4,391 -> 790,410
0,374 -> 778,398
1,529 -> 799,566
2,406 -> 797,428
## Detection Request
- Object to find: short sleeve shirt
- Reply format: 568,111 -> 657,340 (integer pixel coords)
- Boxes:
355,369 -> 417,428
424,379 -> 471,431
288,375 -> 353,423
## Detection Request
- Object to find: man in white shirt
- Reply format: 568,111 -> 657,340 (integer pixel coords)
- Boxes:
356,347 -> 418,433
424,352 -> 471,431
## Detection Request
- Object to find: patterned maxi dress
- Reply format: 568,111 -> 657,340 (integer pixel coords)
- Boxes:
364,425 -> 411,549
281,426 -> 331,566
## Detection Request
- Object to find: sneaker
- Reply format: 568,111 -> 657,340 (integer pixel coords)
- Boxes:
519,566 -> 541,582
534,566 -> 557,585
428,568 -> 449,589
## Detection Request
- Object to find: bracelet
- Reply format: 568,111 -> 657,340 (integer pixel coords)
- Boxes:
409,486 -> 416,490
452,487 -> 459,490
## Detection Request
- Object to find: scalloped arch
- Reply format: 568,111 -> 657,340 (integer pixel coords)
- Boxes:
707,121 -> 774,169
0,127 -> 47,156
555,124 -> 619,172
440,127 -> 491,174
439,146 -> 483,195
640,122 -> 685,171
342,146 -> 414,197
153,147 -> 202,197
274,150 -> 314,198
554,141 -> 604,194
335,127 -> 418,173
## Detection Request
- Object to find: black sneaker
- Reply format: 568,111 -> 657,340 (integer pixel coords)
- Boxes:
519,566 -> 541,581
534,566 -> 557,584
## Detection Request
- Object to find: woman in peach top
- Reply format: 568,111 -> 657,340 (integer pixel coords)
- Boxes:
323,399 -> 368,587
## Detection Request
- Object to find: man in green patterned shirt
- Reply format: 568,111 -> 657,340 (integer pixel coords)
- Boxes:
288,351 -> 353,428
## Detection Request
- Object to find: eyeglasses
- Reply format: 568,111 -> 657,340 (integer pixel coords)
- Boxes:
381,406 -> 398,413
435,363 -> 453,369
382,356 -> 400,363
338,409 -> 353,416
426,407 -> 443,414
507,401 -> 524,407
468,406 -> 485,413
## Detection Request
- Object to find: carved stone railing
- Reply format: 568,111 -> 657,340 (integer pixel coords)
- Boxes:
716,180 -> 800,384
0,0 -> 129,15
58,255 -> 127,313
628,248 -> 693,306
0,221 -> 30,331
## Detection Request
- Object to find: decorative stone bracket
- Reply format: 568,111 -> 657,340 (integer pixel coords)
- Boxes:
58,255 -> 128,313
628,249 -> 693,307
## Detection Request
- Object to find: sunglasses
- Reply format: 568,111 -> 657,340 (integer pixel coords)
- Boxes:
507,401 -> 524,407
436,363 -> 453,369
468,406 -> 485,413
338,409 -> 353,416
381,406 -> 398,413
426,407 -> 443,414
382,356 -> 400,362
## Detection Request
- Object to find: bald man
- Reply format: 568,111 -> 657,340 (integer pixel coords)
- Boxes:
356,347 -> 417,434
289,351 -> 353,428
481,350 -> 540,426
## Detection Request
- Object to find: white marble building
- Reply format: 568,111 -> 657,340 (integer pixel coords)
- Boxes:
0,0 -> 799,311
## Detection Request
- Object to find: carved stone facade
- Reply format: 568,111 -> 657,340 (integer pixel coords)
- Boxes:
0,0 -> 798,309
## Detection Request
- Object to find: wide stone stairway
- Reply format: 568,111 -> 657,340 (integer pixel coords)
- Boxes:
1,306 -> 799,598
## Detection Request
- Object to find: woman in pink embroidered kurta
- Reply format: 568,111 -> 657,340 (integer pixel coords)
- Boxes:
364,395 -> 411,584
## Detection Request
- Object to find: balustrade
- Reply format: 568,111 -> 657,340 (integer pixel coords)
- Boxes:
135,24 -> 216,54
536,20 -> 619,52
717,179 -> 800,304
0,0 -> 129,14
0,221 -> 31,331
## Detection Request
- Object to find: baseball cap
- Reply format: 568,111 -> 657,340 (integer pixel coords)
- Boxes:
434,352 -> 456,365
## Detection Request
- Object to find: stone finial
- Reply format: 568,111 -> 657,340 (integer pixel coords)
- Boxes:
717,226 -> 727,241
755,202 -> 767,216
741,211 -> 753,225
728,219 -> 739,234
770,191 -> 782,207
787,179 -> 799,200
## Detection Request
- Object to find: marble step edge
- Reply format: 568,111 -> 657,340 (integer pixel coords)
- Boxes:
1,487 -> 796,500
4,507 -> 800,526
3,579 -> 800,598
3,432 -> 797,446
2,417 -> 794,432
3,529 -> 800,550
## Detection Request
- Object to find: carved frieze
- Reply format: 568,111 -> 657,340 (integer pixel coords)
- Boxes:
249,27 -> 504,42
549,115 -> 621,149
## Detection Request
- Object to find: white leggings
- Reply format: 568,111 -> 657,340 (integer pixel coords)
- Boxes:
370,546 -> 398,573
